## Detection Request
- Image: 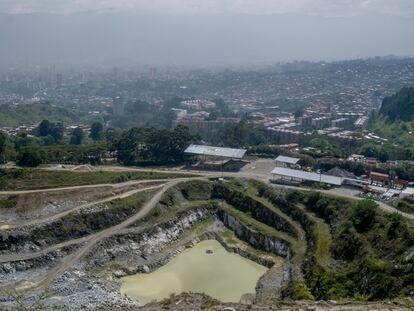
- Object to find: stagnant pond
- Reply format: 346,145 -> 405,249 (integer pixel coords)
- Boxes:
120,240 -> 268,304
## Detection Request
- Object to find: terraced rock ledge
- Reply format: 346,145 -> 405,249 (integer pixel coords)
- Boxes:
0,177 -> 413,310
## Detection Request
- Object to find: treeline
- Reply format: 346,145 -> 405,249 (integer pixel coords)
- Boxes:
231,127 -> 414,163
114,125 -> 198,165
0,120 -> 198,167
379,87 -> 414,121
287,190 -> 414,300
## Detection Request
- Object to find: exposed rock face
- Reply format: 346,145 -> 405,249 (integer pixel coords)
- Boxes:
0,196 -> 149,254
0,190 -> 297,310
212,183 -> 298,238
0,245 -> 81,284
86,208 -> 214,273
217,210 -> 291,259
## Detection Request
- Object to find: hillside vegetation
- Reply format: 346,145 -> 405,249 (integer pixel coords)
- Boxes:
1,177 -> 413,308
0,102 -> 78,127
287,190 -> 414,300
175,179 -> 414,301
379,87 -> 414,121
366,87 -> 414,160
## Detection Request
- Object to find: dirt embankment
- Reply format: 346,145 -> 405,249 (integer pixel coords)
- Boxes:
117,293 -> 414,311
0,181 -> 165,224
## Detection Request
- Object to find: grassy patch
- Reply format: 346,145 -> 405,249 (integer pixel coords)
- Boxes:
90,261 -> 124,275
393,196 -> 414,214
0,195 -> 17,209
219,229 -> 238,245
0,168 -> 195,190
246,181 -> 303,239
191,215 -> 215,235
219,228 -> 281,260
107,190 -> 154,211
218,202 -> 294,243
308,212 -> 332,267
178,180 -> 212,201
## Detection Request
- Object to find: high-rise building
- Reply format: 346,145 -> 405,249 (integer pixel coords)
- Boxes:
56,73 -> 63,88
113,96 -> 125,116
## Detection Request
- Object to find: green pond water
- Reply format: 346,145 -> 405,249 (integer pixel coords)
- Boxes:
120,240 -> 268,305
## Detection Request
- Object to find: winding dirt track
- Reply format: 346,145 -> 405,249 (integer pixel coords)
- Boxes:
1,165 -> 413,293
1,183 -> 165,230
0,178 -> 174,195
1,178 -> 189,292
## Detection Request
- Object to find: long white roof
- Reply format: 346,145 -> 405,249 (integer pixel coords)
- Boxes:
271,167 -> 343,186
402,187 -> 414,195
275,155 -> 300,165
185,144 -> 247,159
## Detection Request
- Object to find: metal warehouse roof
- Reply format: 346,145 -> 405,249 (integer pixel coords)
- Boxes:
271,167 -> 343,186
275,155 -> 300,165
402,187 -> 414,196
185,144 -> 247,159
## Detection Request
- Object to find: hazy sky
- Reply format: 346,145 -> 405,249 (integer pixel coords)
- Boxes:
1,0 -> 414,17
0,1 -> 413,67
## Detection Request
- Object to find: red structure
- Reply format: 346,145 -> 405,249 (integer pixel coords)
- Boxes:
370,172 -> 389,186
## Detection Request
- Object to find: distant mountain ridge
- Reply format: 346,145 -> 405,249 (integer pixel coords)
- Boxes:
379,87 -> 414,121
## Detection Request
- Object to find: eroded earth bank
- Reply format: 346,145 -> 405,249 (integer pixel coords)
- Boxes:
0,177 -> 413,310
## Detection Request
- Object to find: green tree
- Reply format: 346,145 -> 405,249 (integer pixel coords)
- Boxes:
78,143 -> 106,165
115,125 -> 196,165
379,87 -> 414,121
70,128 -> 84,145
0,132 -> 6,163
351,199 -> 378,232
38,120 -> 52,137
171,125 -> 197,160
89,122 -> 104,141
42,135 -> 56,146
37,120 -> 63,142
49,122 -> 64,142
115,127 -> 153,165
17,146 -> 44,167
331,223 -> 363,261
294,108 -> 304,119
221,121 -> 248,148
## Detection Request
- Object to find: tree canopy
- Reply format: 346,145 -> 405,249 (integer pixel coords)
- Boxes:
115,125 -> 198,165
89,122 -> 104,141
70,127 -> 84,145
379,87 -> 414,122
37,120 -> 64,142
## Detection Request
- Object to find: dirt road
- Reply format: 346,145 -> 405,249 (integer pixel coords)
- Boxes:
0,178 -> 175,195
1,164 -> 413,294
0,184 -> 165,230
1,178 -> 191,292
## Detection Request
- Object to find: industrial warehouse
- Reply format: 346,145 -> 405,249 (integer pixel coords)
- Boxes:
271,166 -> 344,186
184,144 -> 248,171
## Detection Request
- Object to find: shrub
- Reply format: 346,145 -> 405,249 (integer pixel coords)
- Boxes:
351,200 -> 378,232
282,282 -> 315,300
331,223 -> 363,261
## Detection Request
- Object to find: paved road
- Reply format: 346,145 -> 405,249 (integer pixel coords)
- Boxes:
223,166 -> 414,220
261,180 -> 414,221
321,188 -> 414,220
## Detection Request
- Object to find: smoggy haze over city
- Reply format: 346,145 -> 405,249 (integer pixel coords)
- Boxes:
0,0 -> 413,67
